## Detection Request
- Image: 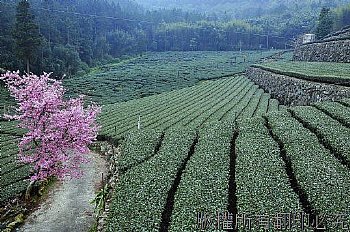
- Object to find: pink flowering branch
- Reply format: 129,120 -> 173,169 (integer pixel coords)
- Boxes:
1,71 -> 101,181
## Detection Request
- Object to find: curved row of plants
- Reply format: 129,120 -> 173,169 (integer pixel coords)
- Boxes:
98,76 -> 280,139
103,98 -> 350,231
252,61 -> 350,86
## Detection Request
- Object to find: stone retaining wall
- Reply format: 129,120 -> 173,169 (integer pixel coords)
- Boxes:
293,39 -> 350,63
246,67 -> 350,106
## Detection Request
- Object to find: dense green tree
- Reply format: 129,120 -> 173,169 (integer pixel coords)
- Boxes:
333,3 -> 350,30
0,1 -> 20,71
315,7 -> 334,39
13,0 -> 42,73
1,0 -> 349,77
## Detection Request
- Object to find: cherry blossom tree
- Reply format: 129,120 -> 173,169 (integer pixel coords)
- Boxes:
1,71 -> 101,181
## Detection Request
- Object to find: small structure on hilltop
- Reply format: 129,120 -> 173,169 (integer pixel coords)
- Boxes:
291,34 -> 315,48
293,28 -> 350,63
302,34 -> 316,44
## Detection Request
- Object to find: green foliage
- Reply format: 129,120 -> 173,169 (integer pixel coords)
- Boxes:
291,106 -> 350,164
64,51 -> 278,105
237,89 -> 263,119
268,99 -> 279,112
0,86 -> 15,112
267,111 -> 350,216
253,61 -> 350,85
1,0 -> 330,75
0,121 -> 26,136
169,122 -> 234,231
0,180 -> 30,204
90,183 -> 109,216
0,147 -> 32,204
235,117 -> 300,230
332,3 -> 350,31
339,98 -> 350,106
0,132 -> 31,205
13,0 -> 42,73
106,129 -> 196,231
316,7 -> 334,39
118,130 -> 163,173
313,101 -> 350,127
98,75 -> 279,138
50,44 -> 85,77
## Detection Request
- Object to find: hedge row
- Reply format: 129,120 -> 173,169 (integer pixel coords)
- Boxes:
268,99 -> 279,112
201,81 -> 253,123
0,164 -> 32,189
99,75 -> 277,137
253,93 -> 270,117
0,133 -> 33,205
291,106 -> 350,164
146,77 -> 241,130
182,77 -> 248,128
219,84 -> 258,121
106,129 -> 197,231
237,89 -> 263,120
339,98 -> 350,106
0,179 -> 29,204
100,78 -> 230,136
117,129 -> 163,173
235,117 -> 300,231
0,140 -> 19,160
0,121 -> 26,135
267,112 -> 350,219
252,64 -> 350,86
313,101 -> 350,128
99,80 -> 207,122
125,78 -> 235,132
0,156 -> 14,167
169,122 -> 234,231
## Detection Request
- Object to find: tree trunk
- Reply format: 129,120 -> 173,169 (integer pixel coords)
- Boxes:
26,58 -> 30,74
25,180 -> 36,200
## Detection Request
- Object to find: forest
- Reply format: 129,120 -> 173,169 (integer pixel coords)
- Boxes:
2,1 -> 350,231
1,0 -> 350,76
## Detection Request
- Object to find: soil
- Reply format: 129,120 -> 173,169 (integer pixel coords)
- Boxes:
19,152 -> 107,232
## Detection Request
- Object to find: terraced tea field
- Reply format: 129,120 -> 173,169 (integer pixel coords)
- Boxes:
0,85 -> 14,111
0,133 -> 32,204
106,100 -> 350,231
64,51 -> 279,105
0,51 -> 279,209
98,76 -> 280,139
1,50 -> 350,231
253,61 -> 350,86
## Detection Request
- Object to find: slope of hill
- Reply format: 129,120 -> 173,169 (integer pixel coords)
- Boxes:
105,103 -> 350,231
134,0 -> 350,17
98,75 -> 280,139
63,51 -> 278,105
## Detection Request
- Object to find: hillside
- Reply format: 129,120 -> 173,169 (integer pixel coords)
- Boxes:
104,103 -> 350,231
2,50 -> 350,231
2,0 -> 350,230
63,51 -> 277,105
135,0 -> 350,17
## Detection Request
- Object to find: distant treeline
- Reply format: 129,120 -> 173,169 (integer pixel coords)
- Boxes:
0,0 -> 349,76
333,3 -> 350,30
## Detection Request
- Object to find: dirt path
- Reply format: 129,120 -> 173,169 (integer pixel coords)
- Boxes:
19,152 -> 107,232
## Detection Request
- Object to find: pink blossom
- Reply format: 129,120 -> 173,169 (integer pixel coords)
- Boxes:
1,71 -> 101,181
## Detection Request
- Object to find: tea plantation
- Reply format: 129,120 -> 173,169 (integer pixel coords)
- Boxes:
63,50 -> 279,105
0,133 -> 31,204
98,75 -> 280,139
0,51 -> 279,208
253,61 -> 350,86
105,101 -> 350,231
1,51 -> 350,231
